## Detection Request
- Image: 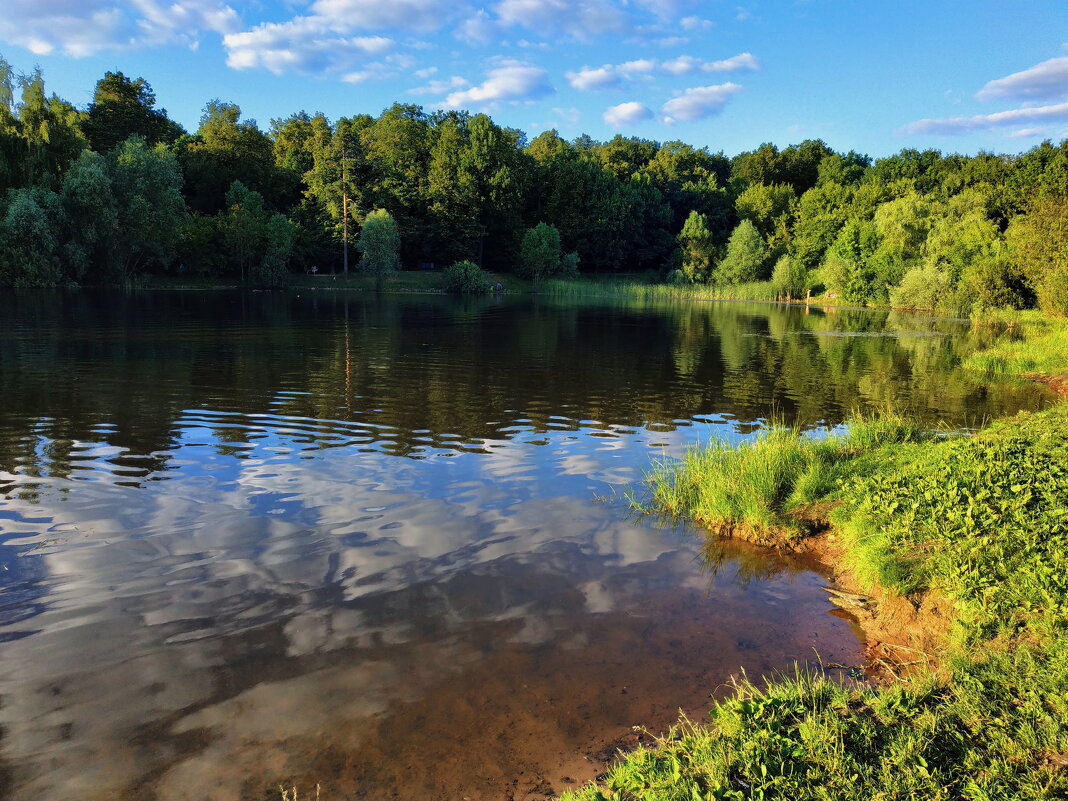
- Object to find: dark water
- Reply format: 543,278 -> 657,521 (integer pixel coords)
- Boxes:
0,291 -> 1051,801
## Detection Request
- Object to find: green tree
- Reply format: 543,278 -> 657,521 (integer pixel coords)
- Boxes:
357,208 -> 400,290
253,213 -> 296,287
519,222 -> 561,284
442,260 -> 488,293
7,66 -> 87,188
223,180 -> 266,283
770,254 -> 808,299
106,136 -> 186,281
82,71 -> 184,153
678,211 -> 714,283
820,218 -> 881,302
0,186 -> 64,286
715,219 -> 768,285
1005,197 -> 1068,316
735,182 -> 796,241
178,100 -> 280,213
60,150 -> 117,282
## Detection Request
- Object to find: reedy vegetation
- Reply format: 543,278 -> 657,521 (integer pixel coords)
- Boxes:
1,54 -> 1068,314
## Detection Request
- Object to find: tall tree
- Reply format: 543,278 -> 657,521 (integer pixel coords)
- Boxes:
82,72 -> 184,153
357,208 -> 400,290
678,211 -> 714,283
519,222 -> 561,284
178,100 -> 280,214
715,219 -> 768,285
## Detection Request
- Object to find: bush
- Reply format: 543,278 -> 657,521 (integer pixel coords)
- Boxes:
442,260 -> 488,293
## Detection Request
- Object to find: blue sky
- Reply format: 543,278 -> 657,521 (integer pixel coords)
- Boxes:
1,0 -> 1067,157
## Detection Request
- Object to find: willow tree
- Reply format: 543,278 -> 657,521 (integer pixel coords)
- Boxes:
357,208 -> 399,291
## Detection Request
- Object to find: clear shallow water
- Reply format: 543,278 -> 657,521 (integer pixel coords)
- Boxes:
0,291 -> 1052,801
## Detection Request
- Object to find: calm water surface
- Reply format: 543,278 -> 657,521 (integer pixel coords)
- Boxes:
0,291 -> 1052,801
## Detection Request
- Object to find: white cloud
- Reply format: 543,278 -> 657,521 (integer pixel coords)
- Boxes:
679,15 -> 713,31
976,56 -> 1068,103
619,59 -> 656,74
224,17 -> 392,75
565,65 -> 620,91
661,55 -> 701,75
0,0 -> 240,56
567,53 -> 757,94
553,106 -> 581,122
660,82 -> 743,124
494,0 -> 628,39
456,9 -> 498,44
902,101 -> 1068,135
635,0 -> 690,19
705,52 -> 760,72
604,101 -> 653,127
409,75 -> 470,95
414,66 -> 438,79
1007,127 -> 1047,138
662,52 -> 760,75
309,0 -> 456,32
443,61 -> 554,109
656,35 -> 688,47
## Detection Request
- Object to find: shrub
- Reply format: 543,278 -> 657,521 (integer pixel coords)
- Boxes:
442,260 -> 488,294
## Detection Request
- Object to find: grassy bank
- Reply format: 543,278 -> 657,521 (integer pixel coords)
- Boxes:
964,310 -> 1068,377
564,404 -> 1068,800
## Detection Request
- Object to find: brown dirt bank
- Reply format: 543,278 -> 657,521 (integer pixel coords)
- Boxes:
1026,372 -> 1068,396
738,523 -> 953,684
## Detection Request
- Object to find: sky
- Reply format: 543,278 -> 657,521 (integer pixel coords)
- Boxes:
1,0 -> 1067,158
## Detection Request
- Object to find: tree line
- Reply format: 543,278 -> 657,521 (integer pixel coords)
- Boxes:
1,55 -> 1066,315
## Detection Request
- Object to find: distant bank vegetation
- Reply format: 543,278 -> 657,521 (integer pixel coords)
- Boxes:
1,54 -> 1067,317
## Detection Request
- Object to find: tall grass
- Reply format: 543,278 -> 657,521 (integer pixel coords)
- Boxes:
964,310 -> 1068,376
543,278 -> 781,303
639,414 -> 933,545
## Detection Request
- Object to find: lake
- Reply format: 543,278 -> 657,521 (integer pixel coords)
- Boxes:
0,290 -> 1052,801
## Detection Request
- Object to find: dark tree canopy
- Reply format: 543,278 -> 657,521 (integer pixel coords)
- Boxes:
83,72 -> 184,154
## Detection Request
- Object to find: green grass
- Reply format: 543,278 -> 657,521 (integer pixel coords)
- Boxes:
963,310 -> 1068,376
636,414 -> 933,545
835,408 -> 1068,643
544,278 -> 781,303
565,404 -> 1068,801
563,638 -> 1068,801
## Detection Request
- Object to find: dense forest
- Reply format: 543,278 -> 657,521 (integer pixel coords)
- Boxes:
1,55 -> 1067,315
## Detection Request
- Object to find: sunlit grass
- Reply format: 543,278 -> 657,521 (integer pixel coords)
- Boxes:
544,278 -> 780,303
964,309 -> 1068,376
637,413 -> 933,545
